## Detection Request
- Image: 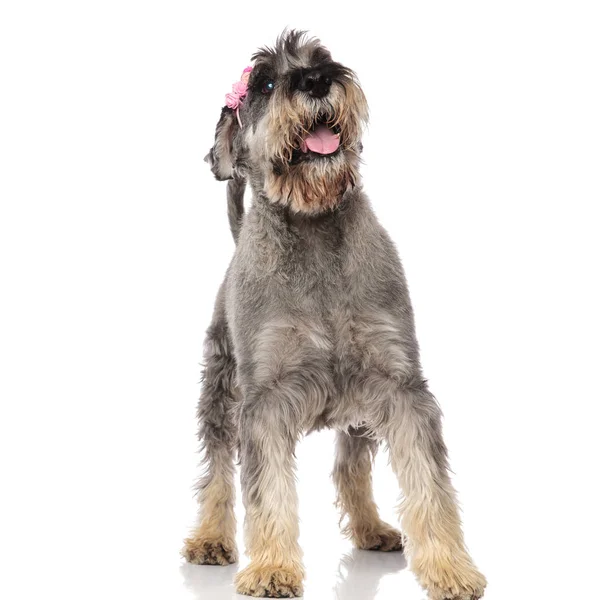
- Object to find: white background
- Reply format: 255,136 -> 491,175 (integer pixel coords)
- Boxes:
1,2 -> 599,599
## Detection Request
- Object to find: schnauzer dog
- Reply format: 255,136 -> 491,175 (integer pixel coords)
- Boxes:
183,31 -> 486,600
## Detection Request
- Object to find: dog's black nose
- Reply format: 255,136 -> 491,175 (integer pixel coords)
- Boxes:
297,69 -> 332,98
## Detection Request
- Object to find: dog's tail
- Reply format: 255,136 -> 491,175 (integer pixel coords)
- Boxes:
226,176 -> 246,244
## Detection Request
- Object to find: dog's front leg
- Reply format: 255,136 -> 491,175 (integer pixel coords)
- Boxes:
235,393 -> 304,598
385,383 -> 487,600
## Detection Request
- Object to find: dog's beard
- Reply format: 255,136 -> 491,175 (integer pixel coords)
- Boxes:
265,151 -> 360,214
262,80 -> 367,214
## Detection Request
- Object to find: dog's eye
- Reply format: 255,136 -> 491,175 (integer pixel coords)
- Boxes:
262,80 -> 275,94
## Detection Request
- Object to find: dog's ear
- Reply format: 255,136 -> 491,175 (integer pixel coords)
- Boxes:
204,107 -> 237,181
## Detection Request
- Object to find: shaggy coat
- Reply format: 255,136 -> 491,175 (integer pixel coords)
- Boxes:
184,31 -> 486,600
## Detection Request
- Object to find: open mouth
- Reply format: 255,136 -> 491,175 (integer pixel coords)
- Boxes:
291,113 -> 342,163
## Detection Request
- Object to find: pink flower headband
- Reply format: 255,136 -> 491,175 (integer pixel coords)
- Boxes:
225,66 -> 253,127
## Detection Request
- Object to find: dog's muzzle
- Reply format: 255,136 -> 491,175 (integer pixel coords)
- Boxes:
296,68 -> 333,99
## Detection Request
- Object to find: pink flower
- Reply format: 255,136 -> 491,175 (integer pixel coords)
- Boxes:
224,66 -> 254,127
232,81 -> 248,96
225,92 -> 240,109
240,66 -> 253,84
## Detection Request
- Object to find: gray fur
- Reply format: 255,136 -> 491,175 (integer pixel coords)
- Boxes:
196,283 -> 237,474
226,177 -> 246,244
187,30 -> 486,600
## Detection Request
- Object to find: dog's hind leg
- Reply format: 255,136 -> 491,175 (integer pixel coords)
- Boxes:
333,427 -> 403,551
183,288 -> 238,565
383,382 -> 487,600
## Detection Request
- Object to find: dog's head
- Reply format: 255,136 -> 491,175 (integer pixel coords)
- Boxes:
206,30 -> 368,214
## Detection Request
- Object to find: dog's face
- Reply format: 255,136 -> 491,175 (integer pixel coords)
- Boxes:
206,31 -> 368,214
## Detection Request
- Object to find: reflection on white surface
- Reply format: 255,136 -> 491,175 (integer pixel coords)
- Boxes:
180,548 -> 407,600
334,549 -> 407,600
181,562 -> 240,600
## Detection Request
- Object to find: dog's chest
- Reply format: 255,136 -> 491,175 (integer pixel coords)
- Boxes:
284,220 -> 345,299
274,217 -> 407,335
231,201 -> 415,381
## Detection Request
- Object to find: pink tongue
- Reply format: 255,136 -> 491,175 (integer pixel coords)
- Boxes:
302,124 -> 340,154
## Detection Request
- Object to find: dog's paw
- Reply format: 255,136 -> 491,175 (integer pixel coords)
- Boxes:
182,536 -> 238,566
235,563 -> 304,598
426,576 -> 486,600
352,522 -> 404,552
416,554 -> 487,600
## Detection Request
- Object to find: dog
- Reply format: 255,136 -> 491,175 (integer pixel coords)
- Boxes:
183,30 -> 487,600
